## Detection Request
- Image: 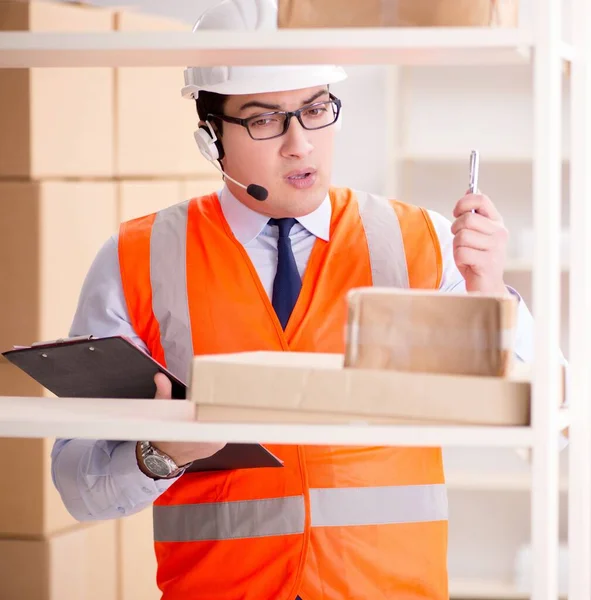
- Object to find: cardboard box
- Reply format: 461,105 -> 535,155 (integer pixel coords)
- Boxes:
278,0 -> 519,28
113,10 -> 219,178
0,181 -> 118,351
0,360 -> 80,537
0,1 -> 114,178
117,178 -> 223,223
118,180 -> 184,223
0,521 -> 118,600
118,507 -> 161,600
190,351 -> 535,426
0,433 -> 81,537
345,288 -> 518,377
0,180 -> 116,537
182,177 -> 224,201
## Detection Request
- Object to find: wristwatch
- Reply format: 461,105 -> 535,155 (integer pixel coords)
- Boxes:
138,441 -> 187,480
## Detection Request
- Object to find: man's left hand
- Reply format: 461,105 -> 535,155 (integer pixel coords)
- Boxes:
451,192 -> 509,294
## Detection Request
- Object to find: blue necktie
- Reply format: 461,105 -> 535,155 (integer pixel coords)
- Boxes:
269,218 -> 302,329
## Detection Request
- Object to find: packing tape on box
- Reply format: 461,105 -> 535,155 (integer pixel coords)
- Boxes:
347,322 -> 515,354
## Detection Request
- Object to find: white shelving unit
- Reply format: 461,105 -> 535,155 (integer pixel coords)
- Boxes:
380,4 -> 588,597
0,2 -> 589,600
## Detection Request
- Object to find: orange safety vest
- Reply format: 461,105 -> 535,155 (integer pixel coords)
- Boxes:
119,187 -> 447,600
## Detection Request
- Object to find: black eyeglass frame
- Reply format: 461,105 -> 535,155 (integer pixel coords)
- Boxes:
207,93 -> 342,141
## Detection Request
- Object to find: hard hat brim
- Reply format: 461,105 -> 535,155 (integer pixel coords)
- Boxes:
181,65 -> 348,98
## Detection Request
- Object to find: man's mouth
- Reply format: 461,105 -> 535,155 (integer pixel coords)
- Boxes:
285,169 -> 317,188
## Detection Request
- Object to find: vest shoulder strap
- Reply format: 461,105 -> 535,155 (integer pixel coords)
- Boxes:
355,190 -> 442,289
119,200 -> 194,381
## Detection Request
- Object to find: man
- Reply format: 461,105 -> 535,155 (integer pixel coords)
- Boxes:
51,0 -> 537,598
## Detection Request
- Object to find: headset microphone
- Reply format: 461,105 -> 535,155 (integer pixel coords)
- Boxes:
195,122 -> 269,201
208,159 -> 269,202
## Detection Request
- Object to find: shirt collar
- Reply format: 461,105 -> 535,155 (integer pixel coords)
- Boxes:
218,184 -> 331,244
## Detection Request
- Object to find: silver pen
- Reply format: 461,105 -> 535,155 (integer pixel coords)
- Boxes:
469,150 -> 480,194
468,149 -> 479,214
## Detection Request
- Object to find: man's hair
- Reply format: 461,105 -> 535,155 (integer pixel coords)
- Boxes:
196,91 -> 228,134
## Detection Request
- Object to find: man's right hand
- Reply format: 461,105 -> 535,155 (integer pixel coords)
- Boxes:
136,373 -> 227,476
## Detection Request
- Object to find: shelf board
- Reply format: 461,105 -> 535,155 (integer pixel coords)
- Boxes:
449,577 -> 566,599
0,396 -> 569,448
0,28 -> 543,68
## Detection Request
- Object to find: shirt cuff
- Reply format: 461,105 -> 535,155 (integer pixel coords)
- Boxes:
110,441 -> 179,511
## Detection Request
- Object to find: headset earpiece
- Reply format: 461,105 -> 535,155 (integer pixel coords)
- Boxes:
194,120 -> 225,162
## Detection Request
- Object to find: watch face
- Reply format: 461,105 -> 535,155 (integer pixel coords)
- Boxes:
144,455 -> 172,478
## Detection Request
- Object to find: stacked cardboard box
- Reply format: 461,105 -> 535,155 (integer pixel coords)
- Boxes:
0,520 -> 118,600
0,2 -> 221,598
118,507 -> 161,600
0,1 -> 114,178
113,9 -> 219,180
277,0 -> 520,28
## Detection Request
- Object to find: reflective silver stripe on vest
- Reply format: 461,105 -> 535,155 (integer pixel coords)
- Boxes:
150,201 -> 194,383
356,190 -> 410,288
153,485 -> 447,542
310,484 -> 447,527
153,495 -> 305,542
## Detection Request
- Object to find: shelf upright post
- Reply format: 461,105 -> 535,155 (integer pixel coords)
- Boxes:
567,0 -> 591,596
531,0 -> 563,598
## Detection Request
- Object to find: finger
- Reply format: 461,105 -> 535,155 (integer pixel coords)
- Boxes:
453,229 -> 495,252
451,212 -> 499,236
453,193 -> 502,221
453,246 -> 487,269
154,373 -> 172,399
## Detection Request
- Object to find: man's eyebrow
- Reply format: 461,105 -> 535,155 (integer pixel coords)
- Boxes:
239,100 -> 281,112
239,89 -> 329,113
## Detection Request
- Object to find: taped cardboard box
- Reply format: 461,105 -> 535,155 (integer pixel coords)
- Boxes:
117,177 -> 224,224
345,288 -> 518,377
113,9 -> 219,178
0,181 -> 117,351
182,177 -> 225,201
117,507 -> 161,600
0,362 -> 81,537
190,351 -> 536,426
278,0 -> 519,28
0,521 -> 118,600
118,180 -> 184,223
0,0 -> 114,178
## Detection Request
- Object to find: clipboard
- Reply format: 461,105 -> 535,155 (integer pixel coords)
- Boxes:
1,335 -> 283,472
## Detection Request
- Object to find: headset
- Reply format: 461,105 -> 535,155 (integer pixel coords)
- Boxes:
194,120 -> 225,163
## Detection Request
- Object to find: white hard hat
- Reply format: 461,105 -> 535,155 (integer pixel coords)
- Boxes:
181,0 -> 347,98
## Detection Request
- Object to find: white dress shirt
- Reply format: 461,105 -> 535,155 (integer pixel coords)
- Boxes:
51,185 -> 537,522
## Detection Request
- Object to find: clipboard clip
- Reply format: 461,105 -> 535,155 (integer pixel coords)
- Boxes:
30,335 -> 94,348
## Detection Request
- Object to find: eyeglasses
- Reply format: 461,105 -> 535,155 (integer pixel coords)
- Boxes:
208,93 -> 342,141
